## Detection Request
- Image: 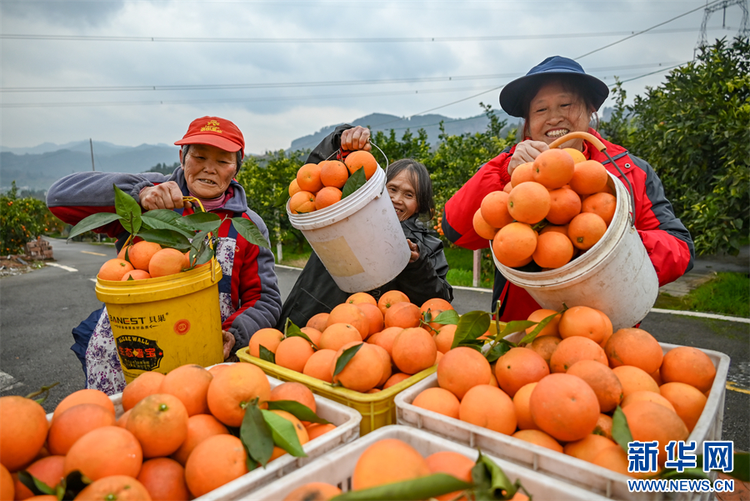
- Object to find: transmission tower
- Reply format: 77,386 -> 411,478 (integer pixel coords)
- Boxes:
696,0 -> 749,52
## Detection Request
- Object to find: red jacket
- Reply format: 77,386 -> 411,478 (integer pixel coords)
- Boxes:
442,129 -> 695,321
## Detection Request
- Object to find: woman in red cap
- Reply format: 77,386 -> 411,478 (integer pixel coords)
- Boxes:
442,56 -> 694,323
47,116 -> 282,394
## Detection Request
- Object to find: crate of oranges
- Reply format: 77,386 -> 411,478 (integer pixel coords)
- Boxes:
394,306 -> 730,501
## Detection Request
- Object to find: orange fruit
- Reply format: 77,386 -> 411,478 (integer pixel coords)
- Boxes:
11,455 -> 65,500
558,305 -> 609,344
510,162 -> 534,186
367,326 -> 403,356
622,401 -> 689,465
116,409 -> 131,428
47,403 -> 117,456
660,346 -> 716,393
319,160 -> 349,188
377,290 -> 410,316
621,390 -> 676,412
391,327 -> 437,375
568,212 -> 607,250
513,382 -> 540,430
425,451 -> 475,501
328,303 -> 370,340
383,373 -> 411,389
472,208 -> 498,240
433,324 -> 457,354
563,434 -> 619,463
206,363 -> 271,427
63,426 -> 143,481
306,312 -> 329,332
605,327 -> 663,374
289,190 -> 316,214
331,342 -> 383,392
0,396 -> 49,472
268,409 -> 309,450
344,150 -> 378,180
122,371 -> 166,412
437,346 -> 492,399
148,248 -> 187,278
492,222 -> 538,267
137,457 -> 190,501
355,303 -> 384,339
413,387 -> 461,419
300,326 -> 322,346
563,148 -> 586,164
480,191 -> 514,229
384,301 -> 421,329
525,308 -> 561,338
420,297 -> 454,315
459,384 -> 517,434
121,269 -> 151,280
529,373 -> 599,442
507,181 -> 551,224
159,364 -> 213,417
319,323 -> 363,351
532,230 -> 574,269
53,388 -> 116,421
275,336 -> 315,373
347,292 -> 377,306
74,475 -> 151,501
594,413 -> 614,440
370,344 -> 393,387
494,347 -> 550,398
569,160 -> 609,196
270,382 -> 317,415
591,446 -> 639,478
126,393 -> 189,458
566,360 -> 623,413
296,163 -> 324,193
549,336 -> 608,373
184,434 -> 248,498
306,423 -> 337,442
512,429 -> 563,453
546,187 -> 582,225
351,439 -> 430,491
128,241 -> 163,271
98,258 -> 135,281
611,365 -> 660,398
314,186 -> 342,211
0,464 -> 14,501
288,178 -> 301,197
659,382 -> 707,432
302,349 -> 337,383
528,335 -> 561,365
283,482 -> 341,501
532,148 -> 575,189
582,192 -> 617,226
170,413 -> 228,466
248,328 -> 284,358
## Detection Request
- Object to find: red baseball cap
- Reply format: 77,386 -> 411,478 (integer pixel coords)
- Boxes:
174,116 -> 245,156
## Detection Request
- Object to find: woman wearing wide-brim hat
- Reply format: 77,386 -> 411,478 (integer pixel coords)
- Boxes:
442,56 -> 695,323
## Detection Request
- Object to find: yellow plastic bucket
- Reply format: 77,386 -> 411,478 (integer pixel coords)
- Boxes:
95,260 -> 224,383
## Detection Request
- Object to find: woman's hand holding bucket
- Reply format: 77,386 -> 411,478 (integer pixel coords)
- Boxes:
340,126 -> 371,152
222,330 -> 236,360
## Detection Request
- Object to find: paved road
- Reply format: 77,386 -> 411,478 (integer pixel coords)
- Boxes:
1,238 -> 747,451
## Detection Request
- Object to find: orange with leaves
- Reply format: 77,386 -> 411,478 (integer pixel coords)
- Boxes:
248,328 -> 284,358
344,150 -> 378,180
206,362 -> 271,427
331,342 -> 383,393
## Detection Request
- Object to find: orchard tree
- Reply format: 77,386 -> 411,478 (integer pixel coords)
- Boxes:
625,36 -> 749,255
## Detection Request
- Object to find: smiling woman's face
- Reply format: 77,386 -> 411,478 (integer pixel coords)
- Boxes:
181,144 -> 237,199
527,81 -> 591,146
386,170 -> 419,221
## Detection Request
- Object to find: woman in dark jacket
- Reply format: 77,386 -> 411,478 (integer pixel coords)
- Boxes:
277,125 -> 453,329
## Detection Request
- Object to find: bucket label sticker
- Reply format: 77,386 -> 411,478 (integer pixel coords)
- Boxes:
108,313 -> 168,331
173,319 -> 191,335
115,335 -> 164,371
313,236 -> 365,277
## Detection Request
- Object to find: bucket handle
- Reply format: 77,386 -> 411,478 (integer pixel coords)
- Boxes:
331,140 -> 391,197
548,131 -> 636,227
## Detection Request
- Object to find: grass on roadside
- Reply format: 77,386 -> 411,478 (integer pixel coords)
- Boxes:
655,272 -> 749,318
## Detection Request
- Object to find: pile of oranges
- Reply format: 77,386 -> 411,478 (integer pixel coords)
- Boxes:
248,291 -> 454,394
288,150 -> 379,214
475,148 -> 617,269
0,364 -> 335,500
97,240 -> 197,281
410,305 -> 716,478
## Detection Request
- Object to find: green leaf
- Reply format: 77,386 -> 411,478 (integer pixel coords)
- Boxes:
485,341 -> 512,363
18,471 -> 56,496
332,343 -> 364,378
341,166 -> 367,199
141,212 -> 193,238
181,211 -> 222,232
135,228 -> 193,251
519,310 -> 561,345
472,451 -> 518,500
499,320 -> 535,341
259,345 -> 276,364
267,400 -> 330,425
59,470 -> 91,500
284,319 -> 318,350
331,473 -> 471,501
432,309 -> 460,325
114,184 -> 142,234
232,217 -> 271,249
612,406 -> 633,452
260,409 -> 307,457
240,399 -> 274,467
274,190 -> 290,208
67,212 -> 122,240
451,311 -> 491,349
24,381 -> 60,404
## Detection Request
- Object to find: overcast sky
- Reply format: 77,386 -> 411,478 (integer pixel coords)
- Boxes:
0,0 -> 743,155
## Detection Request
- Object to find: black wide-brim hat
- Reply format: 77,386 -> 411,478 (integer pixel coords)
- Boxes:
499,56 -> 610,118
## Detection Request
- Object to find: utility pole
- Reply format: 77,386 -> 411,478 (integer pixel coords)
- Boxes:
89,138 -> 95,171
696,0 -> 749,55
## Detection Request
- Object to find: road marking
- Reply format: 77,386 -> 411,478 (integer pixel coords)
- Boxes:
452,285 -> 493,293
81,251 -> 107,257
0,371 -> 23,393
649,308 -> 750,324
90,278 -> 97,283
45,262 -> 78,272
726,382 -> 750,395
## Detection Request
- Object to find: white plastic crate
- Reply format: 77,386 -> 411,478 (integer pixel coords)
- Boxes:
46,373 -> 361,501
248,425 -> 610,501
395,343 -> 730,501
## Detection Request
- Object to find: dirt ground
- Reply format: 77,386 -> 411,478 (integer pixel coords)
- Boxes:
0,255 -> 47,278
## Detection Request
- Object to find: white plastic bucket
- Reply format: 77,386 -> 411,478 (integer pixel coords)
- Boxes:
288,166 -> 411,293
493,172 -> 659,330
